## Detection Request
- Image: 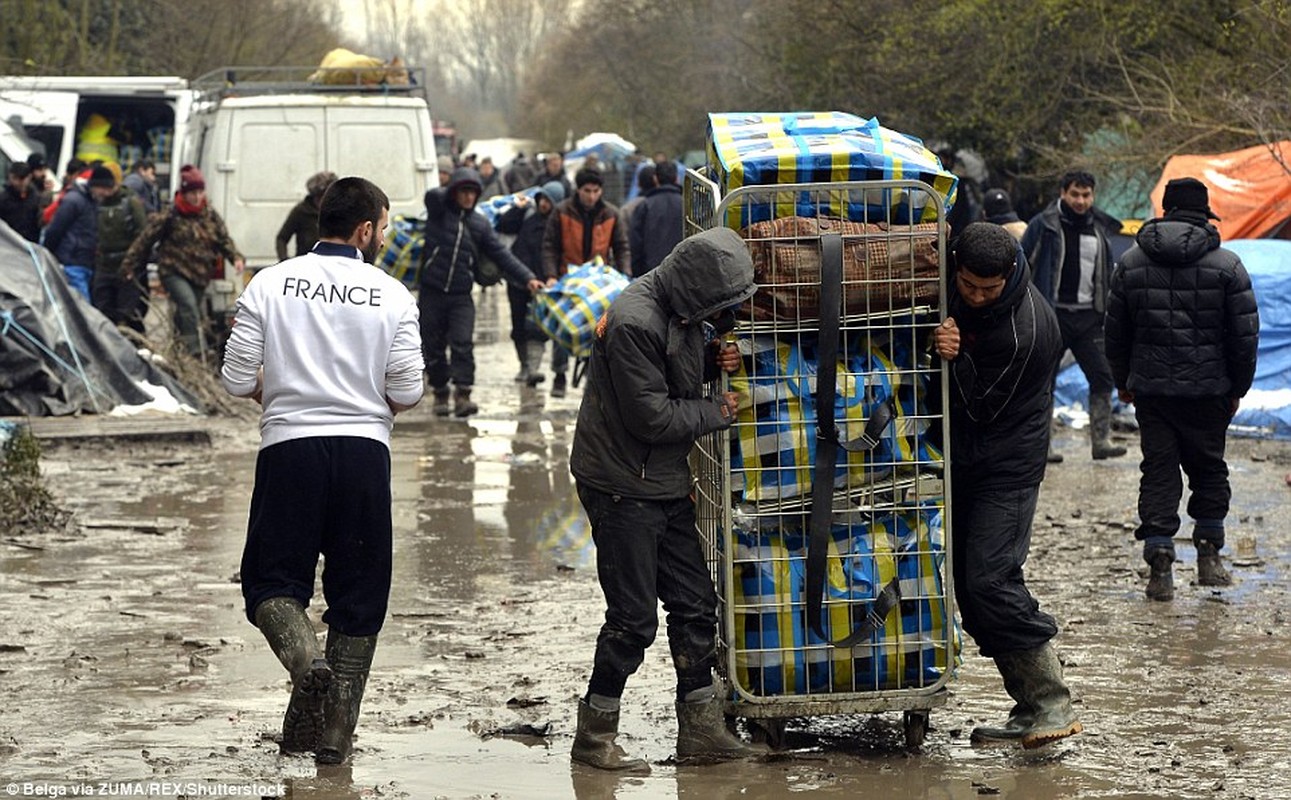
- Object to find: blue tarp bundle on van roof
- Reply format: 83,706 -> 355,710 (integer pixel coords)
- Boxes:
1054,238 -> 1291,439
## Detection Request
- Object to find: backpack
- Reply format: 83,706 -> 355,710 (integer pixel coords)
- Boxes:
97,194 -> 144,262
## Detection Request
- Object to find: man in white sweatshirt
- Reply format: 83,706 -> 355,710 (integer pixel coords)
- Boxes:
221,176 -> 424,766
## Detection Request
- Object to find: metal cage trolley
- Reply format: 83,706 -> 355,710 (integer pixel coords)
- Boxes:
686,170 -> 958,748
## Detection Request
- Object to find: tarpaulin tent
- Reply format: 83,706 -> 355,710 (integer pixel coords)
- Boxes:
1152,142 -> 1291,241
1055,238 -> 1291,439
0,223 -> 201,416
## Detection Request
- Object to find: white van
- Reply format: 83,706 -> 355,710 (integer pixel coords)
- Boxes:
185,67 -> 438,276
0,75 -> 192,196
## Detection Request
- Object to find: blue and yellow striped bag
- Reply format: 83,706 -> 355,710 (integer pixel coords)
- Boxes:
706,112 -> 958,229
530,260 -> 630,358
377,215 -> 425,287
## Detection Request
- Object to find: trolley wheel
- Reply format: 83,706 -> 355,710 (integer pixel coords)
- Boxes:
903,710 -> 929,749
749,717 -> 788,750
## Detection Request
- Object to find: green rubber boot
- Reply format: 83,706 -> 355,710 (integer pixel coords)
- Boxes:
253,597 -> 332,754
1006,644 -> 1083,749
971,654 -> 1033,744
675,686 -> 765,763
315,631 -> 377,765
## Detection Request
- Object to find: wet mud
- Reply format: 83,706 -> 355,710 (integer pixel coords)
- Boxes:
2,291 -> 1290,799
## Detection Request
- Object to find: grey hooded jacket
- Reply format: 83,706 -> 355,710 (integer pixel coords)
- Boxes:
570,227 -> 757,500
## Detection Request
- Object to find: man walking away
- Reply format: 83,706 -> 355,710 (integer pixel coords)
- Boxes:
1104,177 -> 1259,601
933,222 -> 1082,749
1022,170 -> 1127,462
222,177 -> 424,765
629,160 -> 683,278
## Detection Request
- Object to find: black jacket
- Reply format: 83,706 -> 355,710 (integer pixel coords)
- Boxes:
570,227 -> 756,500
946,258 -> 1063,490
629,183 -> 683,276
0,183 -> 41,243
420,167 -> 536,294
1105,215 -> 1259,399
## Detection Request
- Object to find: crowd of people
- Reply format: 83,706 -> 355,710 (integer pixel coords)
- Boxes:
0,141 -> 1258,770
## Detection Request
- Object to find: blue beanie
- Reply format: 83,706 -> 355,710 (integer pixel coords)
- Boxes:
537,180 -> 566,204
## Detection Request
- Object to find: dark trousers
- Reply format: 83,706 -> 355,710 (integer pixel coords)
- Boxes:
577,484 -> 717,700
1056,307 -> 1114,395
951,482 -> 1058,658
506,283 -> 544,345
91,268 -> 147,333
240,436 -> 393,637
1134,395 -> 1232,553
419,289 -> 476,390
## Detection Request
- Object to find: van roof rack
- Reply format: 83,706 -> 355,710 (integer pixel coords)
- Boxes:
191,65 -> 428,103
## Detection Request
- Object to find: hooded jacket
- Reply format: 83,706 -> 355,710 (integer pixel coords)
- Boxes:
1104,214 -> 1259,399
496,181 -> 565,274
1021,199 -> 1121,312
570,227 -> 757,499
420,167 -> 536,294
946,257 -> 1063,490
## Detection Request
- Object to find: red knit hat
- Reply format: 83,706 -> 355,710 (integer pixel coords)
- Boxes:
179,164 -> 206,192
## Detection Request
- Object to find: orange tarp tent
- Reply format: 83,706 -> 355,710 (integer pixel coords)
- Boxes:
1152,141 -> 1291,240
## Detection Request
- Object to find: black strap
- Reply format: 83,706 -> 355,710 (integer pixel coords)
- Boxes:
805,233 -> 901,647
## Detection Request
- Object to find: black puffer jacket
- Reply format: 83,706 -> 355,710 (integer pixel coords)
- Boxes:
1105,216 -> 1259,399
946,258 -> 1063,490
420,167 -> 536,295
570,227 -> 757,500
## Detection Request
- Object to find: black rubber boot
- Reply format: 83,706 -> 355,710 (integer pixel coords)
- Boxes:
453,388 -> 479,418
513,342 -> 529,383
551,372 -> 567,398
1196,541 -> 1232,586
570,698 -> 649,772
431,389 -> 451,417
1146,550 -> 1175,601
253,597 -> 332,754
316,631 -> 377,765
1089,393 -> 1127,460
1001,644 -> 1083,749
675,690 -> 765,763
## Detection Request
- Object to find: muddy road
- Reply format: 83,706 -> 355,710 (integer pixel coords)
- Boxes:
3,291 -> 1291,799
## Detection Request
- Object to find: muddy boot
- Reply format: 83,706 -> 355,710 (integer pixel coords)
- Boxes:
316,631 -> 377,765
253,597 -> 332,754
1089,393 -> 1127,460
971,657 -> 1033,745
1046,445 -> 1064,464
431,388 -> 451,417
524,341 -> 547,387
1145,550 -> 1175,601
1196,541 -> 1232,587
1004,643 -> 1083,749
570,697 -> 649,772
675,686 -> 765,763
551,372 -> 567,398
453,387 -> 479,418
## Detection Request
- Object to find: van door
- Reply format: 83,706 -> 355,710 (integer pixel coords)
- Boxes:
215,105 -> 326,268
325,103 -> 434,221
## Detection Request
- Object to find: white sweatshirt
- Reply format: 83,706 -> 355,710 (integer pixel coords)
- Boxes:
221,242 -> 424,449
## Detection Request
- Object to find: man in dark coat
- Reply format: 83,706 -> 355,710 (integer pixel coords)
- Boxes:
568,227 -> 762,771
933,222 -> 1081,749
1105,177 -> 1260,601
419,166 -> 544,417
628,159 -> 683,277
1022,170 -> 1127,462
496,180 -> 565,385
0,162 -> 42,243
